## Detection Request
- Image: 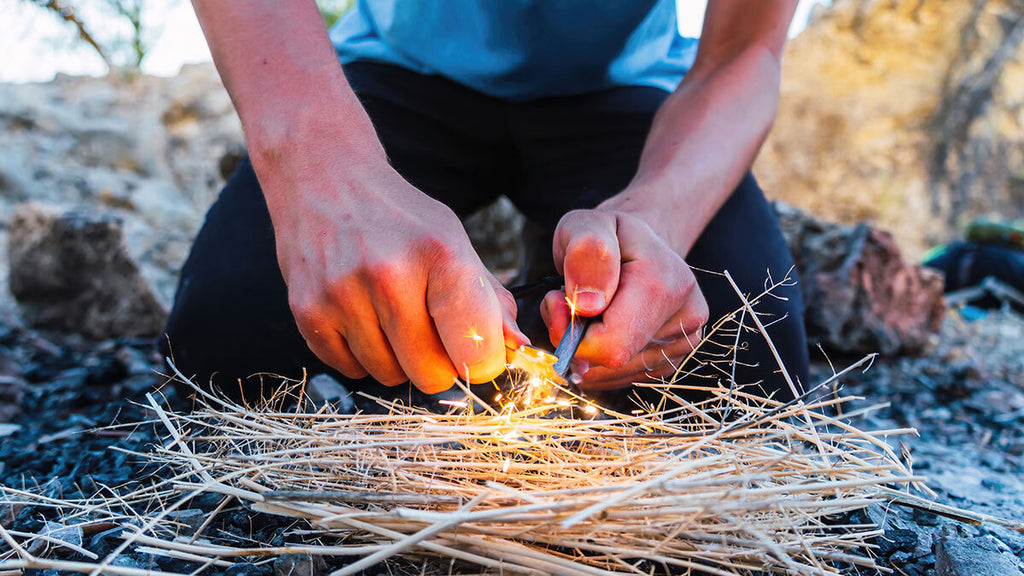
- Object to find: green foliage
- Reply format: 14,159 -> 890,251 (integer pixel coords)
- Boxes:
317,0 -> 354,29
22,0 -> 161,70
21,0 -> 352,73
107,0 -> 146,69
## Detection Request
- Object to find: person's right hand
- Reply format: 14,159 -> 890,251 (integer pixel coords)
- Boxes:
260,157 -> 527,394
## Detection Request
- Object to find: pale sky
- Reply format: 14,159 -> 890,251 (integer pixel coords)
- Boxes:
0,0 -> 825,84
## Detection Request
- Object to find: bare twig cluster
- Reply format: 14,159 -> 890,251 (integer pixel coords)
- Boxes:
1,271 -> 1019,575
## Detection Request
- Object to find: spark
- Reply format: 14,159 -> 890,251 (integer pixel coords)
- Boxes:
565,293 -> 577,318
584,405 -> 598,415
465,326 -> 485,344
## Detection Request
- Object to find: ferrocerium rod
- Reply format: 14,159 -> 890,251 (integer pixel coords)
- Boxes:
552,316 -> 592,378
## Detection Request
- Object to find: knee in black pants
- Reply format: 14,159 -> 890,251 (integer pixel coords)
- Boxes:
160,157 -> 326,396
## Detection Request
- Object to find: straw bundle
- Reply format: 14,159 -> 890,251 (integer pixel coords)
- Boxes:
1,271 -> 1018,575
141,368 -> 916,576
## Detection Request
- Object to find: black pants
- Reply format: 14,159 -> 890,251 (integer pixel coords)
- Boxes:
163,62 -> 809,404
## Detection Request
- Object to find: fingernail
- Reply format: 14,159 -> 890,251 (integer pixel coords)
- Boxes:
574,289 -> 606,313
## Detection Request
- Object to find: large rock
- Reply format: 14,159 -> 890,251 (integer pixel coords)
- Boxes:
464,196 -> 524,280
0,64 -> 243,320
775,202 -> 945,355
8,203 -> 166,339
935,535 -> 1022,576
757,0 -> 1024,256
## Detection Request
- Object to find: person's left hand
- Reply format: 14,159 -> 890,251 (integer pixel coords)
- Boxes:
540,208 -> 709,390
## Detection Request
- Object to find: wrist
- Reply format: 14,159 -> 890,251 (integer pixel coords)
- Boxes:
245,91 -> 400,224
247,93 -> 388,176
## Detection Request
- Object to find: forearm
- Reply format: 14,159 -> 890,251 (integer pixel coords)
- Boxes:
602,48 -> 781,255
600,0 -> 796,257
191,0 -> 388,211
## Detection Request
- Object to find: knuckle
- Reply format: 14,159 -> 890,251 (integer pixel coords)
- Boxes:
416,374 -> 456,395
289,297 -> 324,329
677,306 -> 708,337
362,259 -> 402,286
321,272 -> 361,306
418,234 -> 458,262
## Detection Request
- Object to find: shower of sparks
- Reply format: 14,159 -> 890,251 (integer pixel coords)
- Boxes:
502,346 -> 562,413
498,345 -> 603,418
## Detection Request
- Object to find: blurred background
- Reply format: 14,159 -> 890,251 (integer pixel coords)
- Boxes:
0,0 -> 1022,333
3,8 -> 1024,561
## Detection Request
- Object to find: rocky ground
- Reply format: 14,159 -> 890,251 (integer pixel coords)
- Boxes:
0,305 -> 1021,575
821,307 -> 1024,575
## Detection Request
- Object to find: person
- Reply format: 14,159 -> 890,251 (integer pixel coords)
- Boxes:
163,0 -> 810,404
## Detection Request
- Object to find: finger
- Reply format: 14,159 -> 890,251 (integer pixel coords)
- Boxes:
576,328 -> 702,391
577,218 -> 708,371
341,311 -> 409,386
298,323 -> 369,380
540,289 -> 572,349
290,303 -> 370,379
427,266 -> 507,383
553,210 -> 621,316
377,293 -> 460,395
573,260 -> 680,370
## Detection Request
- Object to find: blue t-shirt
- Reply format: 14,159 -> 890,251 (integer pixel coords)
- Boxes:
329,0 -> 699,101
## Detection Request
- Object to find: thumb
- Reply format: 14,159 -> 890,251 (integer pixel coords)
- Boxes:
553,210 -> 621,317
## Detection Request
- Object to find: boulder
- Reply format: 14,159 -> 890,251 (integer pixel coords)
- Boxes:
8,203 -> 166,339
305,373 -> 355,413
464,196 -> 524,280
0,64 -> 245,325
775,201 -> 945,355
935,535 -> 1022,576
756,0 -> 1024,256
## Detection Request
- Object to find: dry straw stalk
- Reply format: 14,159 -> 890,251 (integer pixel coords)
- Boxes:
2,271 -> 1019,575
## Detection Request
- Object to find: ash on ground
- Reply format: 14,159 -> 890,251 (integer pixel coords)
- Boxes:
814,306 -> 1024,575
0,307 -> 1022,575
